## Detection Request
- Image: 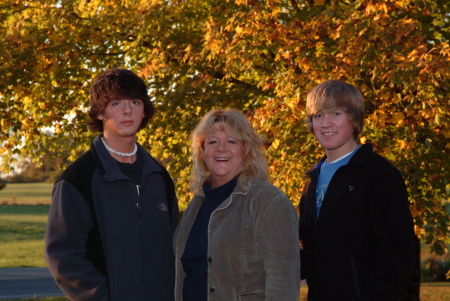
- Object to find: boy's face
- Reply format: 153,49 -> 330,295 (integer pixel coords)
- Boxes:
98,99 -> 145,139
312,109 -> 357,161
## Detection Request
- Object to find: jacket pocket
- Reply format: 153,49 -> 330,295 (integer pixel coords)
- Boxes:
238,292 -> 265,301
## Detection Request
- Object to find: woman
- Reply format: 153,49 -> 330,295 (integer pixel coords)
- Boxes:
174,108 -> 300,301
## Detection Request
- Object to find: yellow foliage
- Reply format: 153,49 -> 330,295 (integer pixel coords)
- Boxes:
397,139 -> 407,150
360,83 -> 369,93
414,225 -> 424,237
272,138 -> 280,150
442,130 -> 450,139
388,112 -> 405,126
1,0 -> 449,254
434,113 -> 443,126
365,3 -> 387,14
22,96 -> 33,110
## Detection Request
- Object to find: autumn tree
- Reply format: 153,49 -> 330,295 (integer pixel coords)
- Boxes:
1,0 -> 449,254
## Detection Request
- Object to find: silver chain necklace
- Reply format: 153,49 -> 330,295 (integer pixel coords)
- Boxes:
101,137 -> 137,157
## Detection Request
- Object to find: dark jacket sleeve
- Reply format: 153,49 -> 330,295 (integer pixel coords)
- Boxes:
45,180 -> 109,301
298,179 -> 311,280
364,162 -> 416,301
169,186 -> 180,233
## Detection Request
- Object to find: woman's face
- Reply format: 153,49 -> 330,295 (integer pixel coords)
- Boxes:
203,124 -> 244,188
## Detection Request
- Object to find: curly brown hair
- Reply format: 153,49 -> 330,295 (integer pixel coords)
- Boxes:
87,68 -> 155,133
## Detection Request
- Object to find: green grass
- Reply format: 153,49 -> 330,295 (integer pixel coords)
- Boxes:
299,283 -> 450,300
0,183 -> 53,205
419,282 -> 450,300
0,205 -> 49,268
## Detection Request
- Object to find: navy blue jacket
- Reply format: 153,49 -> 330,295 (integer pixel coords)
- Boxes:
299,144 -> 416,301
45,135 -> 179,300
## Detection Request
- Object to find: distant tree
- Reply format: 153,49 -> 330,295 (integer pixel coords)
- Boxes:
1,0 -> 448,256
5,152 -> 74,183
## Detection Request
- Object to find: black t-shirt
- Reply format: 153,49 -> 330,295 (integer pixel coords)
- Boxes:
115,154 -> 143,185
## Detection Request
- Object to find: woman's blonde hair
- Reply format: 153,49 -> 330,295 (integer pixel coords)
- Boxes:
305,79 -> 365,139
190,108 -> 268,195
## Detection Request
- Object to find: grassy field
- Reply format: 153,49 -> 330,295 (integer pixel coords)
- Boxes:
0,204 -> 49,268
0,183 -> 52,267
0,182 -> 449,300
0,182 -> 53,205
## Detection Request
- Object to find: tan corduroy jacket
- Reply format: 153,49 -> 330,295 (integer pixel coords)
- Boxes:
174,179 -> 300,301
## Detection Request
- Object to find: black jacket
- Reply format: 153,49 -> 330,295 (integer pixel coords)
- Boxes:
299,144 -> 416,301
45,135 -> 179,300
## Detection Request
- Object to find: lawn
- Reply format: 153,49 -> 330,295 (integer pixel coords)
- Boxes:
419,283 -> 450,300
0,182 -> 53,205
0,205 -> 49,268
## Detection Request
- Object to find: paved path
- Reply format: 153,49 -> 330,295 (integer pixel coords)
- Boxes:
0,267 -> 64,300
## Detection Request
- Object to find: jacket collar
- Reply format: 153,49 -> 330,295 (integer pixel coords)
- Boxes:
347,143 -> 373,165
193,178 -> 262,210
307,143 -> 374,176
92,134 -> 162,182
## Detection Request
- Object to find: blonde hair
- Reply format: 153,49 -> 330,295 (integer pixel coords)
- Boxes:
305,79 -> 365,139
191,108 -> 268,195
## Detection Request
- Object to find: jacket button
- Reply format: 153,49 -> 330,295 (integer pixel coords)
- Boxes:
210,287 -> 215,292
208,257 -> 212,262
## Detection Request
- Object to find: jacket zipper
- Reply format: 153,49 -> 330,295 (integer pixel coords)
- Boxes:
136,184 -> 142,223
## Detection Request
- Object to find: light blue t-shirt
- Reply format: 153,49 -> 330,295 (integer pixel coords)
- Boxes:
316,146 -> 361,217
